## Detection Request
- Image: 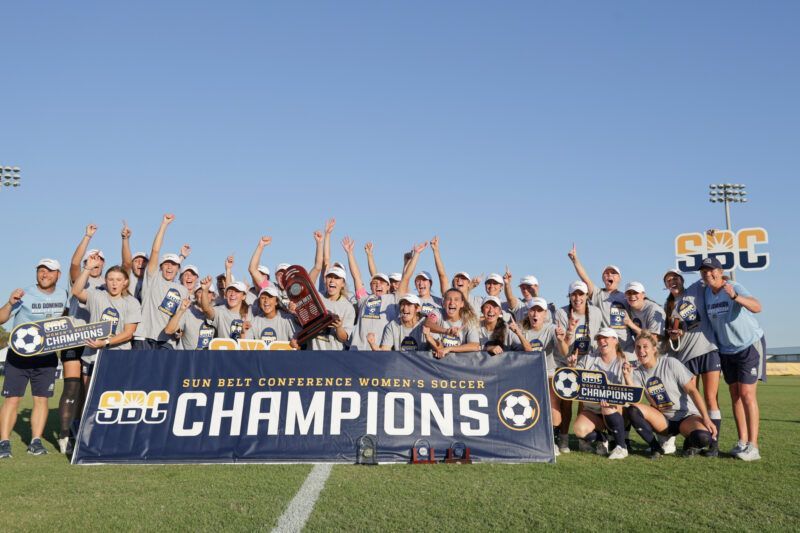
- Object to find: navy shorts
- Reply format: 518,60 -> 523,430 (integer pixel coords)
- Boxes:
2,354 -> 57,398
684,351 -> 722,376
721,337 -> 767,385
81,361 -> 95,378
61,345 -> 84,363
666,418 -> 687,436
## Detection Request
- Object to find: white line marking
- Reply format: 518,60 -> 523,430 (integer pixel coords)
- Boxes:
272,464 -> 333,532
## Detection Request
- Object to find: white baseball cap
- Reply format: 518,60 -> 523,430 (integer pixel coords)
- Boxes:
132,251 -> 148,260
415,271 -> 432,281
569,280 -> 589,294
481,296 -> 503,309
83,249 -> 105,262
160,253 -> 182,265
37,258 -> 61,271
258,265 -> 270,276
332,261 -> 346,270
372,273 -> 390,284
195,283 -> 216,294
526,297 -> 548,310
595,327 -> 619,340
259,285 -> 280,298
603,265 -> 622,276
398,293 -> 421,306
624,281 -> 645,294
485,273 -> 504,285
226,281 -> 248,293
519,275 -> 539,287
663,269 -> 684,281
325,266 -> 347,279
453,271 -> 471,280
180,264 -> 199,276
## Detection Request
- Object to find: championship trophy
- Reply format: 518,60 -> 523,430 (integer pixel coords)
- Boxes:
444,441 -> 472,464
283,265 -> 337,345
411,439 -> 435,464
356,434 -> 378,465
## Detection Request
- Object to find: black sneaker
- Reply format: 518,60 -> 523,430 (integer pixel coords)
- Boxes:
0,440 -> 11,459
27,438 -> 47,456
646,449 -> 662,460
682,447 -> 701,458
702,440 -> 719,458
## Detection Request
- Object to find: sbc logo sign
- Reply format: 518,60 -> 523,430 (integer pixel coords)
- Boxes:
675,227 -> 769,273
96,390 -> 170,425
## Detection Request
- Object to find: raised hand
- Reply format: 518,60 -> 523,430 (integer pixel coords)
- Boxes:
555,324 -> 566,341
181,244 -> 192,258
503,265 -> 513,285
163,214 -> 175,225
8,289 -> 24,305
325,218 -> 336,235
568,309 -> 579,332
85,224 -> 98,238
85,254 -> 103,269
258,236 -> 272,247
179,298 -> 191,311
723,282 -> 737,299
364,242 -> 374,255
342,236 -> 355,254
200,276 -> 212,289
470,275 -> 482,289
567,243 -> 577,262
121,220 -> 132,240
413,241 -> 429,255
430,236 -> 439,252
225,255 -> 234,269
313,230 -> 323,243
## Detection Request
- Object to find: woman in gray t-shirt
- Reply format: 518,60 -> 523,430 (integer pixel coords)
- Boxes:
623,332 -> 717,459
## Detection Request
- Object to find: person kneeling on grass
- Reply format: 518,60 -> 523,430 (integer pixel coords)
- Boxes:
570,327 -> 629,459
622,332 -> 717,459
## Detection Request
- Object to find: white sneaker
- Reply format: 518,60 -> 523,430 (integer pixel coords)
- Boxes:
659,435 -> 677,455
578,439 -> 593,453
736,444 -> 761,462
730,442 -> 748,456
608,446 -> 629,460
58,437 -> 70,454
595,440 -> 609,457
554,446 -> 561,457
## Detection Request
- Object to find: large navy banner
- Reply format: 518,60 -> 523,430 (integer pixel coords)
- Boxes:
72,350 -> 554,464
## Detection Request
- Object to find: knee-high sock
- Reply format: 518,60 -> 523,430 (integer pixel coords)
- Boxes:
627,406 -> 659,450
59,378 -> 82,438
684,430 -> 712,449
604,412 -> 627,450
709,410 -> 722,441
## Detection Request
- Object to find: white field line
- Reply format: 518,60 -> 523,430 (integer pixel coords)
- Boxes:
272,463 -> 333,532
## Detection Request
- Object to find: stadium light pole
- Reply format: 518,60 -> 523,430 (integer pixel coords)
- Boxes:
708,183 -> 747,281
1,166 -> 22,190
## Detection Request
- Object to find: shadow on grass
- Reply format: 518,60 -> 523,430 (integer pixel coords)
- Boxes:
10,407 -> 63,449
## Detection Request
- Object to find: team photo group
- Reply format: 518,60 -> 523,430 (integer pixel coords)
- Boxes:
0,214 -> 766,463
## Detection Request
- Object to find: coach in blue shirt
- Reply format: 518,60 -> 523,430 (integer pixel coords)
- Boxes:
701,257 -> 765,462
0,259 -> 69,459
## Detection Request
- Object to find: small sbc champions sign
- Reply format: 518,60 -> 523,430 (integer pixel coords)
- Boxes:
9,317 -> 112,357
553,367 -> 643,405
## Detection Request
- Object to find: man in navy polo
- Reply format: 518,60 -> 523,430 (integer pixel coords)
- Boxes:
701,256 -> 765,461
0,259 -> 69,458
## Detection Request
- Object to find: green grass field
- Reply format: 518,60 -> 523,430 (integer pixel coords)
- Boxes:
1,377 -> 798,532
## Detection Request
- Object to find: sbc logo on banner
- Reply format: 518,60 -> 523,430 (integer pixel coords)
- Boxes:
674,227 -> 769,273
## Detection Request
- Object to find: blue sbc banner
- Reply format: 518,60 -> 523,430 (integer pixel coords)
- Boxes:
72,350 -> 554,464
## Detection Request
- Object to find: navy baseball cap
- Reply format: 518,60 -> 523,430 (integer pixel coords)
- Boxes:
700,257 -> 724,270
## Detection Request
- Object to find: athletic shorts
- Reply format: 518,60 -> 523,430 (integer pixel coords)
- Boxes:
81,361 -> 95,378
684,351 -> 722,376
720,337 -> 767,385
133,339 -> 175,350
666,418 -> 687,436
60,345 -> 84,363
2,357 -> 57,398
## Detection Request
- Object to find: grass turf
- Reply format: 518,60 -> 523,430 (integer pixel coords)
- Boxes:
0,377 -> 798,531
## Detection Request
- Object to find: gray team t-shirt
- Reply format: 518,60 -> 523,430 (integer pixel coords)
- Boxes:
177,306 -> 216,350
69,275 -> 105,326
247,312 -> 299,347
630,300 -> 667,339
309,297 -> 356,351
666,281 -> 717,364
380,318 -> 427,351
349,293 -> 398,351
139,269 -> 189,342
418,295 -> 443,322
555,305 -> 604,357
478,322 -> 523,351
523,324 -> 560,376
436,319 -> 479,349
211,305 -> 253,340
83,287 -> 142,362
633,356 -> 699,421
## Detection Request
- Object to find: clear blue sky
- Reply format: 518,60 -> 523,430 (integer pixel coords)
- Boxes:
1,1 -> 797,346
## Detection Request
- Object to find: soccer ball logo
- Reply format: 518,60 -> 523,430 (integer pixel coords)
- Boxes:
497,389 -> 540,431
554,369 -> 580,399
12,323 -> 45,356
